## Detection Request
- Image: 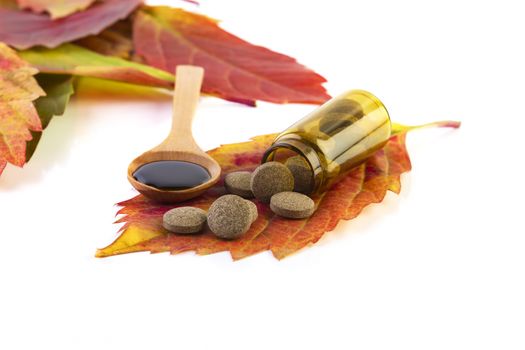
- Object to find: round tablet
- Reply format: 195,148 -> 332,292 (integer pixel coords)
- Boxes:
163,207 -> 207,234
285,156 -> 314,194
207,195 -> 253,239
250,161 -> 294,203
224,171 -> 253,198
245,200 -> 258,223
270,192 -> 315,219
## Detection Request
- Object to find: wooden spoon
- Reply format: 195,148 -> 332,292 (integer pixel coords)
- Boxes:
127,65 -> 221,203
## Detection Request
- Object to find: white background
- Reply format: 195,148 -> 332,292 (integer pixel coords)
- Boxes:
1,0 -> 524,349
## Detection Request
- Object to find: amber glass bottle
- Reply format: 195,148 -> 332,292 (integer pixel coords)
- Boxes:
262,90 -> 391,194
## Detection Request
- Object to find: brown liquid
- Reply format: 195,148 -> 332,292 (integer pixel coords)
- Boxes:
133,160 -> 211,190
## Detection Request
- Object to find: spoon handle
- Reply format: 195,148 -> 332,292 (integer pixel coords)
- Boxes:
161,65 -> 204,150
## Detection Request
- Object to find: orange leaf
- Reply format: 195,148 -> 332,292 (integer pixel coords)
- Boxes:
97,132 -> 418,260
132,6 -> 330,105
0,42 -> 44,170
17,0 -> 96,19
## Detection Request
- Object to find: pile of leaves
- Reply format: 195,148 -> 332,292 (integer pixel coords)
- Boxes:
0,0 -> 460,260
0,0 -> 330,177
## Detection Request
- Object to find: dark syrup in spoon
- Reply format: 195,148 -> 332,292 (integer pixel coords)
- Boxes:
133,160 -> 211,190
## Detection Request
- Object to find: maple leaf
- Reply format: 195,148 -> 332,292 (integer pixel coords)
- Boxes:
97,121 -> 459,260
17,0 -> 96,19
0,42 -> 44,174
0,0 -> 142,49
19,44 -> 174,89
26,74 -> 74,161
132,6 -> 330,105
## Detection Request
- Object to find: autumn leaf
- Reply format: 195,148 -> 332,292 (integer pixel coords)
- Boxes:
133,6 -> 330,105
97,121 -> 459,260
33,74 -> 73,130
0,0 -> 17,10
0,0 -> 142,49
0,42 -> 44,174
19,44 -> 174,89
75,19 -> 133,59
17,0 -> 96,19
26,74 -> 74,161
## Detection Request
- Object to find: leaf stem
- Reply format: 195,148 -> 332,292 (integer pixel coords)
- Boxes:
391,120 -> 461,135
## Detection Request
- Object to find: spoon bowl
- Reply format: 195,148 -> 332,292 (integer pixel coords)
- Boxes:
127,65 -> 221,203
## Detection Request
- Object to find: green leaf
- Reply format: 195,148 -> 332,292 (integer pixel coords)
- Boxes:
19,44 -> 174,89
34,74 -> 74,129
25,74 -> 74,162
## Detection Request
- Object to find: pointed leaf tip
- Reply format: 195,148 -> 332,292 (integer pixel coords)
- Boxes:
132,6 -> 330,105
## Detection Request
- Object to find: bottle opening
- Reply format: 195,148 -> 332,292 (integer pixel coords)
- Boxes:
262,139 -> 323,195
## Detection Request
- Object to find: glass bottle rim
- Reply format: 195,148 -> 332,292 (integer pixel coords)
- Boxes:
261,138 -> 323,194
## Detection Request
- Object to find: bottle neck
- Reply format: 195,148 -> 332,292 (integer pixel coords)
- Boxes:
261,137 -> 324,195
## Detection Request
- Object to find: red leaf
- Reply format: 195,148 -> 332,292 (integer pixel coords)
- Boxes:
0,0 -> 142,49
0,42 -> 44,170
97,133 -> 415,260
132,6 -> 330,105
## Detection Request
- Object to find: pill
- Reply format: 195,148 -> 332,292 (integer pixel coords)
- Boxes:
245,200 -> 258,223
270,191 -> 315,219
163,206 -> 207,234
250,161 -> 294,203
285,155 -> 314,194
224,171 -> 253,198
207,194 -> 253,239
